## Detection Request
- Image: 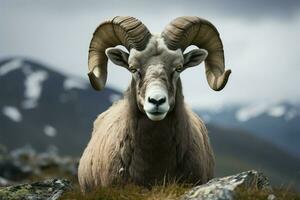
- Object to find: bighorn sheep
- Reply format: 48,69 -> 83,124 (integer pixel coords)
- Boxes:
78,16 -> 231,192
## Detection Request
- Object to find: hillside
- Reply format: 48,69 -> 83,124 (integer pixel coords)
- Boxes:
0,57 -> 299,190
209,124 -> 300,189
196,102 -> 300,158
0,58 -> 121,155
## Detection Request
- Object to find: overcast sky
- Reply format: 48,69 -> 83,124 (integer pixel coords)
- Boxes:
1,0 -> 300,108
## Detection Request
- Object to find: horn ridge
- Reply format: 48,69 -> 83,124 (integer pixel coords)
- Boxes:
88,16 -> 151,90
162,16 -> 231,91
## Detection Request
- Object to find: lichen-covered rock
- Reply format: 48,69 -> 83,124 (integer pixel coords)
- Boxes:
0,179 -> 71,200
183,170 -> 272,200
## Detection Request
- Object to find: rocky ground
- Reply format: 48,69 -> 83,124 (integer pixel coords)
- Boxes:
0,179 -> 71,200
0,144 -> 78,186
0,145 -> 299,200
183,170 -> 273,200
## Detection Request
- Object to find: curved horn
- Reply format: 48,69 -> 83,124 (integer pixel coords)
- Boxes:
88,16 -> 151,90
162,16 -> 231,91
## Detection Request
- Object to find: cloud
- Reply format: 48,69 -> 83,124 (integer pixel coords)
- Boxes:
0,0 -> 300,108
2,0 -> 299,19
190,0 -> 300,19
183,15 -> 300,108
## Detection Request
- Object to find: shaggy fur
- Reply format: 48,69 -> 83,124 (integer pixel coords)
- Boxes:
78,79 -> 215,193
79,16 -> 231,193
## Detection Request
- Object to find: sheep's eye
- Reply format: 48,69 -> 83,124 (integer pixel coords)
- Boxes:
175,65 -> 183,72
129,67 -> 142,79
129,68 -> 137,73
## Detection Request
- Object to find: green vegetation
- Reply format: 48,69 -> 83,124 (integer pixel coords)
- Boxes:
61,184 -> 300,200
26,166 -> 300,200
61,184 -> 189,200
235,187 -> 300,200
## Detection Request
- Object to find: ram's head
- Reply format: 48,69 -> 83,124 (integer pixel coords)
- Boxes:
88,16 -> 231,121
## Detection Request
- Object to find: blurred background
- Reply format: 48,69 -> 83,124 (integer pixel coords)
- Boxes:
0,0 -> 300,190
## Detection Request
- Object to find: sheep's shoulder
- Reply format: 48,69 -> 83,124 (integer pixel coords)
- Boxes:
183,105 -> 207,135
90,99 -> 130,158
179,105 -> 214,182
93,99 -> 130,135
79,99 -> 131,188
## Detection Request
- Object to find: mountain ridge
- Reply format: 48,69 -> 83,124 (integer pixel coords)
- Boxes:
1,57 -> 299,189
196,101 -> 300,158
0,57 -> 122,155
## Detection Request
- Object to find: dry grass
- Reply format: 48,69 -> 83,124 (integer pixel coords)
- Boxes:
26,167 -> 300,200
60,183 -> 300,200
235,187 -> 300,200
61,183 -> 189,200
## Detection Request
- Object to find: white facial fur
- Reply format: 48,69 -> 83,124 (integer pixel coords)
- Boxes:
143,81 -> 170,121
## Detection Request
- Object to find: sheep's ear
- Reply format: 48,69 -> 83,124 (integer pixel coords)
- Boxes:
183,49 -> 208,68
105,47 -> 129,68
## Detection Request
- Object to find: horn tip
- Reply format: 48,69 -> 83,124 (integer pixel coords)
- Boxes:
88,71 -> 105,91
226,69 -> 232,75
211,69 -> 231,91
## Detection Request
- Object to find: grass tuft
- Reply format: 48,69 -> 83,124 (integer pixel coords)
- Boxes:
61,184 -> 300,200
235,187 -> 300,200
61,183 -> 189,200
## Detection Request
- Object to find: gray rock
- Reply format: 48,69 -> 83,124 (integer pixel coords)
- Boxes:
0,145 -> 78,182
268,194 -> 276,200
183,170 -> 272,200
0,179 -> 71,200
0,176 -> 14,187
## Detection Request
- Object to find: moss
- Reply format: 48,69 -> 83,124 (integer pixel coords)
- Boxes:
0,179 -> 71,200
0,185 -> 31,199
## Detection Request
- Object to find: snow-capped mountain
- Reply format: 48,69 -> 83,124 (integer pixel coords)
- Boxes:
0,58 -> 122,155
196,102 -> 300,157
1,57 -> 300,188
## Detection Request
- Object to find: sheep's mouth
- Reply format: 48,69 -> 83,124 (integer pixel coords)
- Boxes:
145,110 -> 168,121
148,111 -> 164,116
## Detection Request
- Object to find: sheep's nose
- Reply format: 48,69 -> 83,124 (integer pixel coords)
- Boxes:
148,96 -> 166,107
